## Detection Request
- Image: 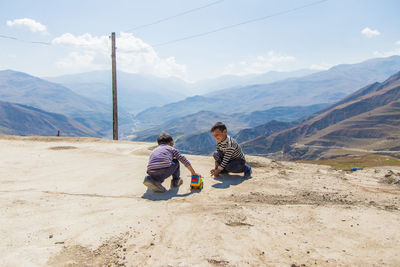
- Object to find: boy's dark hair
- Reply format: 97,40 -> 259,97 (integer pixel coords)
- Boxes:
157,133 -> 173,145
210,122 -> 227,132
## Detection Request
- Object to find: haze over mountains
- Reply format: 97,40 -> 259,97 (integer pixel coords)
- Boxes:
187,68 -> 316,94
46,68 -> 317,114
0,70 -> 133,136
172,69 -> 400,158
46,71 -> 189,114
1,55 -> 400,161
0,100 -> 97,137
173,120 -> 297,156
132,56 -> 400,158
134,56 -> 400,126
241,70 -> 400,160
133,105 -> 327,140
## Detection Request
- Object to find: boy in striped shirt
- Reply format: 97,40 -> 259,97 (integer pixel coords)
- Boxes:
144,133 -> 200,193
210,122 -> 252,179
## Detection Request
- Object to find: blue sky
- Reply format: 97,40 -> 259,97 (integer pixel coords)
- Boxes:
0,0 -> 399,81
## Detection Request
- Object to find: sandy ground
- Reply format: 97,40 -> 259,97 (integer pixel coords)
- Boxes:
0,135 -> 399,267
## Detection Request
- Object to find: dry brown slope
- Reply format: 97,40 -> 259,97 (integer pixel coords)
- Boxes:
242,71 -> 400,160
0,100 -> 98,137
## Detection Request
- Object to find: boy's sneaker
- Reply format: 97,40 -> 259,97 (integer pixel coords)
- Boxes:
171,179 -> 183,188
143,176 -> 166,193
244,165 -> 252,179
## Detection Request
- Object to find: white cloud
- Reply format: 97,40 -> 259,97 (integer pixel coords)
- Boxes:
222,51 -> 295,75
361,27 -> 380,38
116,32 -> 187,78
396,40 -> 400,45
52,33 -> 109,52
6,18 -> 47,34
51,32 -> 187,79
55,51 -> 106,72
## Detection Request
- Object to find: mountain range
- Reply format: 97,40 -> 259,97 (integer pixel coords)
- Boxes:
190,69 -> 316,94
1,55 -> 399,153
131,104 -> 325,143
241,71 -> 400,160
0,100 -> 97,137
174,120 -> 296,156
134,55 -> 400,126
0,70 -> 132,135
45,69 -> 317,114
46,71 -> 189,114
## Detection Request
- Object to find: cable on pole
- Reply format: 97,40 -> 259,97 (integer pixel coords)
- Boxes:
0,34 -> 51,45
152,0 -> 329,47
124,0 -> 224,32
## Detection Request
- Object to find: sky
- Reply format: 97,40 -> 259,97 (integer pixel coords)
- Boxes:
0,0 -> 399,82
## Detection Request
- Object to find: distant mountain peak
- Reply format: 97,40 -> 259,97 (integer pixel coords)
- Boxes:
241,70 -> 400,160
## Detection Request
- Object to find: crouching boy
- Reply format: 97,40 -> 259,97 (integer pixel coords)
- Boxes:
144,133 -> 199,193
210,122 -> 252,179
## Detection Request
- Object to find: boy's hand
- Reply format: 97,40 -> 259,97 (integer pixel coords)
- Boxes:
187,166 -> 200,177
210,168 -> 222,178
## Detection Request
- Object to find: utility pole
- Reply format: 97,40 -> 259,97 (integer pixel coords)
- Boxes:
111,32 -> 118,140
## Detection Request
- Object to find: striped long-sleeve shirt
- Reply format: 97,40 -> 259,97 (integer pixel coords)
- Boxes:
147,144 -> 191,171
216,136 -> 245,170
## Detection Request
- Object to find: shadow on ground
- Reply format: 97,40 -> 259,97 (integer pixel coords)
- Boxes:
212,174 -> 248,189
141,186 -> 201,201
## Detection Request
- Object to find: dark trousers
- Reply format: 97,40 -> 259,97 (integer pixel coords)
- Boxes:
147,159 -> 180,183
213,151 -> 246,173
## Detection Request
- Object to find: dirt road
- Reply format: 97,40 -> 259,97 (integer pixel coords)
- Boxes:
0,135 -> 399,266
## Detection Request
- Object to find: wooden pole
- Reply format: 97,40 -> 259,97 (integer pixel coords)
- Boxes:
111,32 -> 118,140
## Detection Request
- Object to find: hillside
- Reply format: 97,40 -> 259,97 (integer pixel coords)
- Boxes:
242,71 -> 400,160
0,136 -> 399,266
133,103 -> 326,138
131,105 -> 323,155
46,69 -> 317,114
234,104 -> 328,126
234,120 -> 296,144
175,131 -> 217,155
191,69 -> 316,94
0,70 -> 131,134
0,100 -> 98,137
131,110 -> 247,142
172,120 -> 296,156
135,56 -> 400,123
46,71 -> 189,114
206,55 -> 400,112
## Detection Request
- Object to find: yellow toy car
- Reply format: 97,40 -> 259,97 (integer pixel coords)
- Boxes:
190,175 -> 203,190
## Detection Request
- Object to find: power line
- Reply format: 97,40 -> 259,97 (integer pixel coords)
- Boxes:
1,0 -> 225,46
0,34 -> 51,45
0,34 -> 17,40
153,0 -> 329,47
1,0 -> 328,48
124,0 -> 224,32
30,41 -> 51,45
